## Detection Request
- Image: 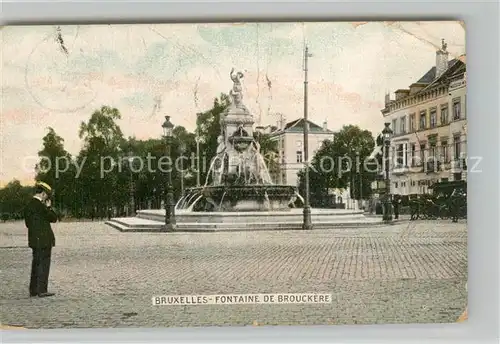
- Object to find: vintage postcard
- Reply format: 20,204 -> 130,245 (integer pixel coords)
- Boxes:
0,21 -> 467,329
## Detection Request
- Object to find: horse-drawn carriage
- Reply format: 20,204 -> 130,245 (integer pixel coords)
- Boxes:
409,180 -> 467,222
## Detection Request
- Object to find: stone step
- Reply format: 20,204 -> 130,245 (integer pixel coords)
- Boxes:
105,217 -> 398,233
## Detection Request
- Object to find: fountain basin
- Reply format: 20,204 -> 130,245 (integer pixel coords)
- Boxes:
177,185 -> 298,212
105,208 -> 386,232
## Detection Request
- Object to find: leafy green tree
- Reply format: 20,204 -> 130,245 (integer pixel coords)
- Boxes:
78,106 -> 124,218
297,139 -> 338,207
298,125 -> 377,206
0,180 -> 34,220
34,127 -> 74,215
330,125 -> 376,200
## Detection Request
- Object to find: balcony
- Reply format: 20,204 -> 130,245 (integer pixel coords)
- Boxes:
392,164 -> 409,175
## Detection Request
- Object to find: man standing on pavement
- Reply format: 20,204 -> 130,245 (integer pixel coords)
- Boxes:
24,182 -> 58,297
392,194 -> 401,220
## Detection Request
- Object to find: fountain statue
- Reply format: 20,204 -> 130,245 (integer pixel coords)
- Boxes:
106,68 -> 379,232
176,68 -> 301,212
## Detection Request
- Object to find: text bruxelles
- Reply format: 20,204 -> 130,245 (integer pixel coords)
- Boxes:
152,293 -> 332,305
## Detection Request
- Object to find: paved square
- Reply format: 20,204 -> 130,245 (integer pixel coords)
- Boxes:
0,220 -> 467,329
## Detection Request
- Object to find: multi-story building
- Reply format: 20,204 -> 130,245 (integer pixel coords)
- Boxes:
268,118 -> 334,186
381,39 -> 467,195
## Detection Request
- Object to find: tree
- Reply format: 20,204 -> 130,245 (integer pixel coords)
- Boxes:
297,125 -> 377,206
0,180 -> 34,220
79,106 -> 124,149
34,127 -> 74,215
78,106 -> 125,218
297,139 -> 339,207
330,125 -> 376,200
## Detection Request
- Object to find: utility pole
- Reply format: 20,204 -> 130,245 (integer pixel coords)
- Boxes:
302,45 -> 313,230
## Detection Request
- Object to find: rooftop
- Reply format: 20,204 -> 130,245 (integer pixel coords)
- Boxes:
270,118 -> 333,136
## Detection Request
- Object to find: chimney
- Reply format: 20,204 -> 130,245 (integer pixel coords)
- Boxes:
276,114 -> 286,130
384,92 -> 391,106
322,120 -> 328,130
435,38 -> 449,79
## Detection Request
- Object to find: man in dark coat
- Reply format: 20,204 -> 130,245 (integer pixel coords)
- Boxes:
392,194 -> 402,220
24,182 -> 58,297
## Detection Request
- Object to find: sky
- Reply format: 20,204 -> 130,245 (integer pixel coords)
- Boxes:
0,21 -> 465,187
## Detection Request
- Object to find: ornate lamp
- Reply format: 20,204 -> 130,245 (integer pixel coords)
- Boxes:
162,116 -> 176,231
381,122 -> 393,222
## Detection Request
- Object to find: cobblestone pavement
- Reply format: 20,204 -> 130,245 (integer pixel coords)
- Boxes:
0,220 -> 467,329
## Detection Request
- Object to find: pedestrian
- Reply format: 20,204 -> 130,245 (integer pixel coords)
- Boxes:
23,182 -> 58,298
392,194 -> 401,220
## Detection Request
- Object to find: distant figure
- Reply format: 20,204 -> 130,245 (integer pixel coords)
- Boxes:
392,195 -> 401,219
23,182 -> 58,298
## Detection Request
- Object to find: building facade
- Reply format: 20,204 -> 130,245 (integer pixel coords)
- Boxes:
381,40 -> 467,196
268,118 -> 334,186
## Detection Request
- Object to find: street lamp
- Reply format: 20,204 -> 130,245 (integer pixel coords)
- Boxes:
356,151 -> 363,210
162,115 -> 176,231
382,122 -> 393,222
302,44 -> 313,230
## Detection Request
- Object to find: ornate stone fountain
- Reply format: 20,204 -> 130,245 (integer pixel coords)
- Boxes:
176,68 -> 300,212
105,69 -> 381,232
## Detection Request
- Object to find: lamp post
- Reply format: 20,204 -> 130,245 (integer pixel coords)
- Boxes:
359,152 -> 363,210
162,115 -> 176,231
382,122 -> 393,222
302,45 -> 313,230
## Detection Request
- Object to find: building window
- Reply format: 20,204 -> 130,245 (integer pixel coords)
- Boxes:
400,116 -> 406,134
409,113 -> 416,132
464,95 -> 467,119
296,150 -> 303,163
430,108 -> 437,128
296,140 -> 302,148
453,135 -> 461,160
419,111 -> 426,130
429,142 -> 437,160
396,144 -> 404,167
441,140 -> 449,163
453,98 -> 461,120
281,150 -> 285,164
419,143 -> 426,166
440,105 -> 449,125
392,119 -> 397,135
281,171 -> 287,184
410,143 -> 416,166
